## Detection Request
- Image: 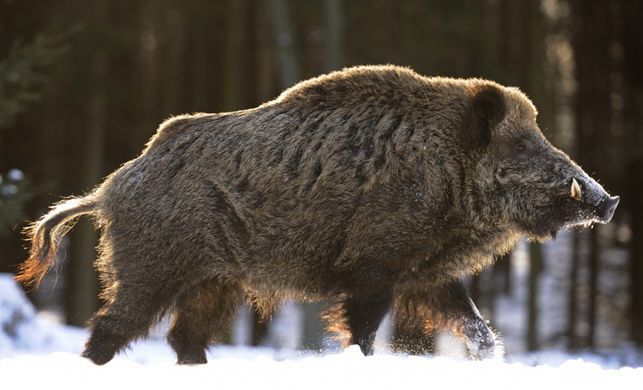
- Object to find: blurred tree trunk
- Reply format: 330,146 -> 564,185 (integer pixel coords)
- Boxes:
270,0 -> 299,87
487,275 -> 497,324
567,231 -> 580,350
66,1 -> 107,326
138,2 -> 161,128
224,0 -> 258,111
324,0 -> 343,73
223,0 -> 245,112
469,274 -> 481,305
619,0 -> 643,346
587,228 -> 599,348
160,4 -> 186,116
628,162 -> 643,345
570,0 -> 614,349
527,242 -> 543,351
250,314 -> 269,346
494,253 -> 512,296
187,3 -> 209,112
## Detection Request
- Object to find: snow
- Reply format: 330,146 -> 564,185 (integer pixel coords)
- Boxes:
2,274 -> 643,389
0,274 -> 86,353
2,347 -> 643,390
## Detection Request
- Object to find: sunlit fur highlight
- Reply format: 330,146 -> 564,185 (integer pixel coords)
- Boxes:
17,197 -> 96,287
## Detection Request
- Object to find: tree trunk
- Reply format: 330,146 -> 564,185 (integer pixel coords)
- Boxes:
567,231 -> 580,350
159,3 -> 186,116
527,242 -> 543,351
66,1 -> 107,326
270,0 -> 299,86
469,274 -> 481,305
223,0 -> 245,112
324,0 -> 343,72
494,253 -> 512,296
587,228 -> 599,348
570,0 -> 615,349
628,161 -> 643,345
618,0 -> 643,346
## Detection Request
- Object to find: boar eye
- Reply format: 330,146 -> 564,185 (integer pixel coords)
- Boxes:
515,140 -> 530,154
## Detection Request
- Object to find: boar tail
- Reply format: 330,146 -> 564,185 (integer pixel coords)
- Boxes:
16,196 -> 97,288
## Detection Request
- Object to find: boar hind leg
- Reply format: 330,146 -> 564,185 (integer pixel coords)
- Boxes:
167,278 -> 242,365
82,281 -> 174,365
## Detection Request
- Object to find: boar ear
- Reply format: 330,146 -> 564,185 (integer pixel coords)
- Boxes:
465,84 -> 507,151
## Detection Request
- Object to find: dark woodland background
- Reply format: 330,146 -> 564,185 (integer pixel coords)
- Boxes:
0,0 -> 642,354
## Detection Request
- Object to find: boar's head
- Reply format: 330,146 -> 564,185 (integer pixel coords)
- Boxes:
465,83 -> 619,240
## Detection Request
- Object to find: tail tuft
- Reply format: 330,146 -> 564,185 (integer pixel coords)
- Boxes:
16,197 -> 96,288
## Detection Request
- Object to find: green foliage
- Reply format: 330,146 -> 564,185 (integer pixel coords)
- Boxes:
0,30 -> 75,130
0,169 -> 31,238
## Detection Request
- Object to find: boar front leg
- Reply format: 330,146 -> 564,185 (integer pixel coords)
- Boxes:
394,279 -> 500,360
344,290 -> 393,355
323,283 -> 394,356
452,287 -> 500,360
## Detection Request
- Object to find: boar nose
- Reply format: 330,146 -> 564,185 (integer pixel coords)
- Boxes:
597,195 -> 619,223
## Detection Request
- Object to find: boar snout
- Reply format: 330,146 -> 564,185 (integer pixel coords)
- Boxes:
568,174 -> 619,224
596,195 -> 619,223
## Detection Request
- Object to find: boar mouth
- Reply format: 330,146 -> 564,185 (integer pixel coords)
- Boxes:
566,195 -> 619,225
546,178 -> 619,238
563,177 -> 619,225
522,178 -> 619,241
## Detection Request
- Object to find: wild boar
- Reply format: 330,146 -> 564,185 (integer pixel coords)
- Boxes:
16,65 -> 619,364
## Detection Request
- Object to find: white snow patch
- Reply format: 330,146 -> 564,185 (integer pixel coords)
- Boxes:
2,273 -> 643,390
2,346 -> 642,390
0,274 -> 86,354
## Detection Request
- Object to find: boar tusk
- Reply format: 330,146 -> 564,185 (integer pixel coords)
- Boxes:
570,178 -> 582,201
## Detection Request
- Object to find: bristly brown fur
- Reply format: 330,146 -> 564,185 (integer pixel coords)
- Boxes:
17,64 -> 614,364
16,197 -> 96,287
321,295 -> 351,347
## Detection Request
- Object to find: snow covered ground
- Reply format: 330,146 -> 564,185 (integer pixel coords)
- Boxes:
2,347 -> 643,390
2,274 -> 643,389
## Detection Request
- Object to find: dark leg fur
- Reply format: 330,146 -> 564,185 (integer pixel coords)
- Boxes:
82,283 -> 173,365
344,292 -> 392,355
167,278 -> 242,365
81,325 -> 129,365
324,285 -> 393,356
394,279 -> 499,359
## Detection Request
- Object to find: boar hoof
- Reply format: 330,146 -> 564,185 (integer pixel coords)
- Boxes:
464,322 -> 501,360
466,336 -> 495,360
176,352 -> 208,365
81,346 -> 116,366
82,328 -> 126,365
